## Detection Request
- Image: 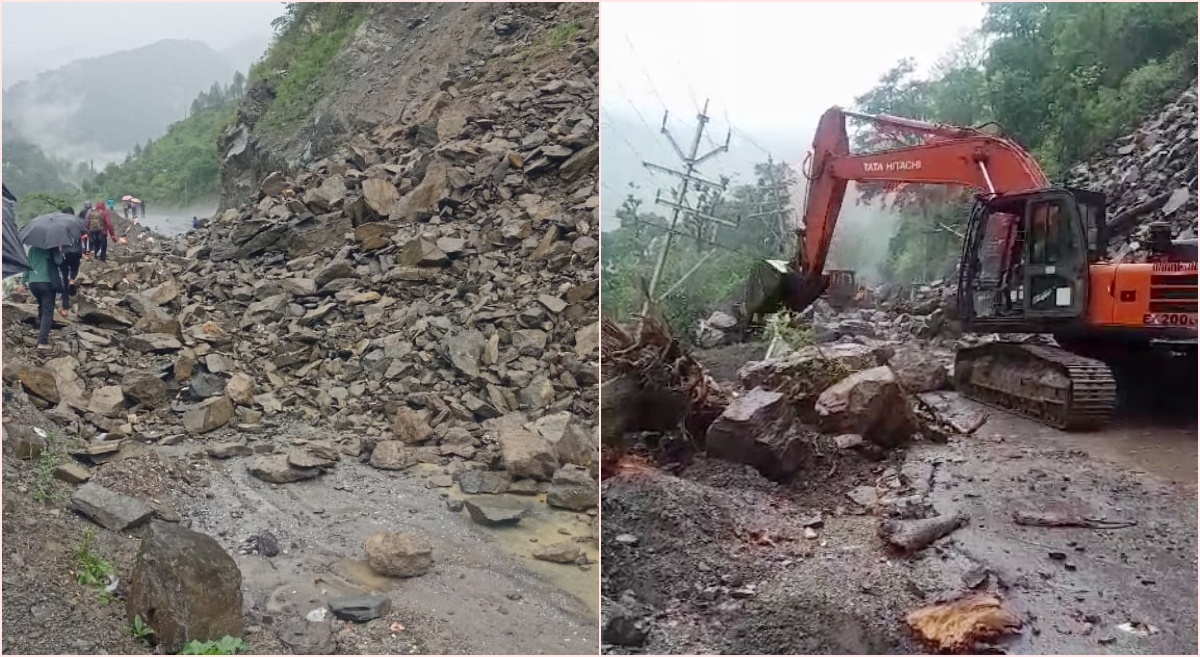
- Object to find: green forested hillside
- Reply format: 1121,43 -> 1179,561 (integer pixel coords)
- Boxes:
855,2 -> 1197,282
83,80 -> 242,206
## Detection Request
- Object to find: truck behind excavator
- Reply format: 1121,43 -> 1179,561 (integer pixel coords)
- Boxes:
764,107 -> 1197,430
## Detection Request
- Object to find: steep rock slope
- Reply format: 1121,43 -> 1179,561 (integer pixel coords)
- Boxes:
1066,83 -> 1198,258
219,2 -> 595,210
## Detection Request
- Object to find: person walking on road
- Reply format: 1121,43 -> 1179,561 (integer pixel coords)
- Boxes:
77,201 -> 92,256
56,206 -> 84,317
86,201 -> 118,262
17,245 -> 65,349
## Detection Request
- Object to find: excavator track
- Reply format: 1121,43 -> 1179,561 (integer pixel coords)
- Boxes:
953,342 -> 1116,431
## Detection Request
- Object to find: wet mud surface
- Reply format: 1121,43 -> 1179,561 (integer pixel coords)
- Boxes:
2,403 -> 597,655
601,385 -> 1197,655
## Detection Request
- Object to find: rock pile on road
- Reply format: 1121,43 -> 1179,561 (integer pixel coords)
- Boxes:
2,33 -> 601,523
1067,82 -> 1199,257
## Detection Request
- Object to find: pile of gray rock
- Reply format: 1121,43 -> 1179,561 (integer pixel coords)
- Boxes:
2,33 -> 601,517
704,339 -> 978,482
1067,82 -> 1199,257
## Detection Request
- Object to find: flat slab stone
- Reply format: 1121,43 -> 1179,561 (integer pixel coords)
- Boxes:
70,482 -> 155,531
328,595 -> 392,622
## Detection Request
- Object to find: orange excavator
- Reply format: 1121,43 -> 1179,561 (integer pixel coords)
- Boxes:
777,107 -> 1197,430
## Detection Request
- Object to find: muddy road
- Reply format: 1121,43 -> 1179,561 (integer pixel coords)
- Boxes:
2,400 -> 598,655
601,391 -> 1197,655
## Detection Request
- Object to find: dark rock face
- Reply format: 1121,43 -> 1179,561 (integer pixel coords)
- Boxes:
125,521 -> 244,653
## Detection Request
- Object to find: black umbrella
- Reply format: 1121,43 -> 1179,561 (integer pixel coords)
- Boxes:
19,212 -> 87,250
2,184 -> 31,279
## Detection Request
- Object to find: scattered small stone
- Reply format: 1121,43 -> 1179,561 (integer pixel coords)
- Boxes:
329,595 -> 392,622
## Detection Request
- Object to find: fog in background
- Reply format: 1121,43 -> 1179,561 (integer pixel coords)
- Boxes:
600,1 -> 985,282
2,2 -> 282,87
2,2 -> 280,165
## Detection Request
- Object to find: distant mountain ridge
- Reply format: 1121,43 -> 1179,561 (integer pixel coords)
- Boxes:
3,39 -> 234,164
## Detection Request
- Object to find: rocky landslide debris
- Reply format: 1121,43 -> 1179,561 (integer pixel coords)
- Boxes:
1067,83 -> 1199,259
3,7 -> 603,655
0,11 -> 601,529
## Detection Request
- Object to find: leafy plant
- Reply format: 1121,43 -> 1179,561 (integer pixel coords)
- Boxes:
180,637 -> 250,655
764,311 -> 814,352
74,527 -> 115,588
30,430 -> 70,505
129,614 -> 155,647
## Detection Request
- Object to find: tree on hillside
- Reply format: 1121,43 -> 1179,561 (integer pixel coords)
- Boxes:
840,1 -> 1198,283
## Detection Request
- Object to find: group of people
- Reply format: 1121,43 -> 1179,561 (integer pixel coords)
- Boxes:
16,201 -> 124,349
122,196 -> 146,219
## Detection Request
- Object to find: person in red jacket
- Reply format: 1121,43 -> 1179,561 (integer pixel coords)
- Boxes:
85,201 -> 120,262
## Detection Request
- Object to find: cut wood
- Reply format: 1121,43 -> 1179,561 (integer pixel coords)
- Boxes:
879,511 -> 968,552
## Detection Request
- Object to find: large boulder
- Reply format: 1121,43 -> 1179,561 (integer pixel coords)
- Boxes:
546,465 -> 598,511
738,346 -> 859,408
364,532 -> 433,578
887,345 -> 948,393
487,414 -> 558,481
182,396 -> 235,435
126,521 -> 243,653
815,366 -> 915,447
705,388 -> 810,481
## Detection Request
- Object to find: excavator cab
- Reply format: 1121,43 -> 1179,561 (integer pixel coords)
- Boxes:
957,188 -> 1093,332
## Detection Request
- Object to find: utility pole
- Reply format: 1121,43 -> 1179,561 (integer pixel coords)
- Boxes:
744,156 -> 795,255
639,99 -> 733,316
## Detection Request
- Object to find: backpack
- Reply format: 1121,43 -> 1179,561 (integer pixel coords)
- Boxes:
87,208 -> 105,232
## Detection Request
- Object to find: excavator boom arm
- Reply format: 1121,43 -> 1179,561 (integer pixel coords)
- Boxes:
795,107 -> 1050,290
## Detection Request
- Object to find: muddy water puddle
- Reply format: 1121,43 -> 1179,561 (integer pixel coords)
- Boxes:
177,450 -> 598,653
441,485 -> 600,616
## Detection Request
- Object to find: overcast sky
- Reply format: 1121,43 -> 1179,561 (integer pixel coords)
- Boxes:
2,2 -> 284,84
599,2 -> 988,229
602,1 -> 986,137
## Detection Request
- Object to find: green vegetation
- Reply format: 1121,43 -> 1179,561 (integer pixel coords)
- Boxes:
0,130 -> 80,201
521,18 -> 585,65
601,163 -> 796,340
251,2 -> 371,132
548,21 -> 582,47
765,311 -> 814,352
29,430 -> 72,504
180,637 -> 250,655
12,192 -> 75,226
74,527 -> 117,604
84,89 -> 238,207
854,2 -> 1197,282
129,615 -> 155,647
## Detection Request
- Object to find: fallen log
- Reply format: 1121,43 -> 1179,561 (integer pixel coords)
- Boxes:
879,510 -> 969,553
1011,510 -> 1137,530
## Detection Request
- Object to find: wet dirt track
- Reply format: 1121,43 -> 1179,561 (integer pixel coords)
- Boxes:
167,444 -> 599,655
601,394 -> 1197,655
909,401 -> 1197,655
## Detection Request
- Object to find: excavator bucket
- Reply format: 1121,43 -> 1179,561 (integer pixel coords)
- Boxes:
780,268 -> 830,315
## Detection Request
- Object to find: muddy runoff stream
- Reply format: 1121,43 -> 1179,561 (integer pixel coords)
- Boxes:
161,442 -> 598,655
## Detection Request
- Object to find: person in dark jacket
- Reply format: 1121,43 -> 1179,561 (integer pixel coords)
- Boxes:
57,206 -> 84,316
17,245 -> 65,348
